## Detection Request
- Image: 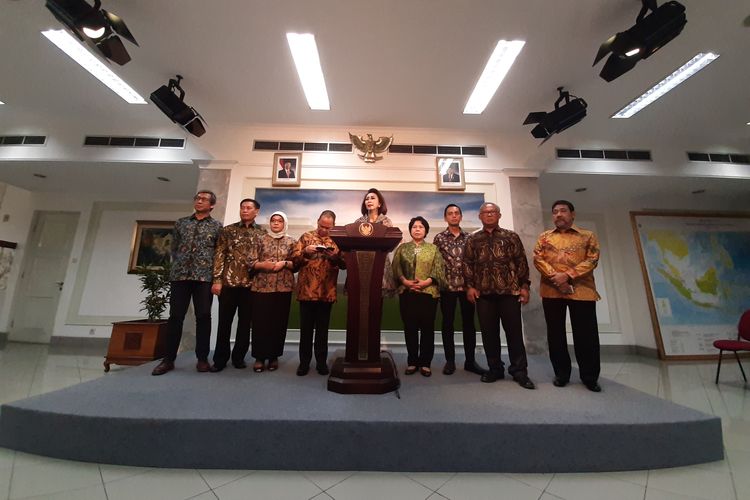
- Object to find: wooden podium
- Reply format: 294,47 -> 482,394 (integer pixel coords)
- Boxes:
328,222 -> 402,394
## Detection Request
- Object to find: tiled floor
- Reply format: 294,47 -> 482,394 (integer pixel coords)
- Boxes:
0,341 -> 748,500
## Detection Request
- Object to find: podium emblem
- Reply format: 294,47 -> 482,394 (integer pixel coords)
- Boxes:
358,223 -> 374,237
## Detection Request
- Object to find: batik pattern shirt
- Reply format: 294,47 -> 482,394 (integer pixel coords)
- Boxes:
291,230 -> 345,302
170,214 -> 222,282
464,226 -> 530,295
248,234 -> 296,293
212,221 -> 266,288
432,228 -> 470,292
391,242 -> 446,299
533,225 -> 600,301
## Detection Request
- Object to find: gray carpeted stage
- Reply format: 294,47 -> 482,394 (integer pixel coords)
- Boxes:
0,352 -> 723,472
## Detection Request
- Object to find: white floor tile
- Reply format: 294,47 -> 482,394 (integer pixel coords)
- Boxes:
197,469 -> 253,490
504,473 -> 553,491
404,472 -> 455,491
436,473 -> 542,500
545,473 -> 645,500
188,492 -> 219,500
0,467 -> 11,500
98,463 -> 149,483
9,460 -> 102,499
17,483 -> 108,500
647,465 -> 735,500
301,471 -> 355,491
601,469 -> 648,487
645,486 -> 726,500
0,449 -> 14,470
727,448 -> 750,500
310,493 -> 334,500
326,472 -> 433,500
104,469 -> 211,500
213,471 -> 322,500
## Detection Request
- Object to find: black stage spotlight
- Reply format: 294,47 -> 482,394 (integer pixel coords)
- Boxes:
523,87 -> 587,144
150,75 -> 207,138
45,0 -> 138,65
593,0 -> 686,82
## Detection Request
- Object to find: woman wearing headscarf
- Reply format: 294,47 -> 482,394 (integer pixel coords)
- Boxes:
355,188 -> 397,296
392,216 -> 446,377
249,211 -> 296,372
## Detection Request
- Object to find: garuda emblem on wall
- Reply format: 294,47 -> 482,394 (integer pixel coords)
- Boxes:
349,133 -> 393,163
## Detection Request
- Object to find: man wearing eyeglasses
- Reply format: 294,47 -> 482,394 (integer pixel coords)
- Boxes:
152,190 -> 223,376
464,202 -> 535,389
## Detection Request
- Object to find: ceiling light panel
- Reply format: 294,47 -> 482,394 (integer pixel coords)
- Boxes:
286,33 -> 330,111
612,52 -> 718,119
464,40 -> 525,115
41,29 -> 146,104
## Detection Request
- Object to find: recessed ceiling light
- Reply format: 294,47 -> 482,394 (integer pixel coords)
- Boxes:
33,173 -> 47,179
286,33 -> 330,111
464,40 -> 525,114
574,187 -> 587,192
41,29 -> 146,104
157,176 -> 170,182
0,99 -> 5,105
612,52 -> 719,118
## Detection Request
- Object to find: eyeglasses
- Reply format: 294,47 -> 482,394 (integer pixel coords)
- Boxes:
194,195 -> 212,202
479,210 -> 498,215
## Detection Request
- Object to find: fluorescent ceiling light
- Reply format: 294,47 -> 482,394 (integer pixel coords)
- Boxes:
612,52 -> 718,119
0,100 -> 4,105
463,40 -> 525,115
41,29 -> 146,104
286,33 -> 330,110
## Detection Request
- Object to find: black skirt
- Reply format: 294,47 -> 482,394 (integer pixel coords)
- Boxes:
251,291 -> 292,359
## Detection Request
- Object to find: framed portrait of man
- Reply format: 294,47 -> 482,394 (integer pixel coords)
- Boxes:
272,153 -> 302,187
128,221 -> 175,273
436,157 -> 465,191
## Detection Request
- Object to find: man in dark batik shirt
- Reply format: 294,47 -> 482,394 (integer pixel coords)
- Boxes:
433,204 -> 486,376
464,202 -> 535,389
152,190 -> 222,376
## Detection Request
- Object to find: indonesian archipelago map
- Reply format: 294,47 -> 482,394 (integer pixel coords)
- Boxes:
633,214 -> 750,357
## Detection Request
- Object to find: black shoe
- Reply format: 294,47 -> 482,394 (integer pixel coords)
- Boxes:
296,364 -> 309,376
480,370 -> 504,383
553,377 -> 568,387
585,381 -> 602,392
464,361 -> 488,375
443,362 -> 456,375
196,360 -> 211,373
316,364 -> 330,375
209,364 -> 225,373
514,375 -> 536,390
232,361 -> 247,369
151,360 -> 174,376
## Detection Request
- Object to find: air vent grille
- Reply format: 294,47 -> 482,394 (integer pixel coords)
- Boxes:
687,151 -> 750,164
253,140 -> 485,156
84,136 -> 185,149
0,135 -> 46,146
556,148 -> 651,161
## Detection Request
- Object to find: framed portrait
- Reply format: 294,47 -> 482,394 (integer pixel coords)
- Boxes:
128,220 -> 175,274
436,157 -> 465,191
272,153 -> 302,187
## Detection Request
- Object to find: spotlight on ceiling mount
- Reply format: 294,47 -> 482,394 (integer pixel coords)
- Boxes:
150,75 -> 207,138
593,0 -> 686,82
523,87 -> 587,144
45,0 -> 138,65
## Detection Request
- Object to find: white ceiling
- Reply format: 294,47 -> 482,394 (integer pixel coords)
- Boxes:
1,0 -> 749,196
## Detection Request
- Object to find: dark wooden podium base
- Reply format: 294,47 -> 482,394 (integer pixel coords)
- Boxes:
327,351 -> 400,394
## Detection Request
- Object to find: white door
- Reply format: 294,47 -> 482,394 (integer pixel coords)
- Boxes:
9,211 -> 79,343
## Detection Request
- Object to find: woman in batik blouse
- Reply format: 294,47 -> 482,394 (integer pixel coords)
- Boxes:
392,216 -> 446,377
355,187 -> 397,296
249,211 -> 296,372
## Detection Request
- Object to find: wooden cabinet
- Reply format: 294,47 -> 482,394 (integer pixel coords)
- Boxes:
104,320 -> 168,371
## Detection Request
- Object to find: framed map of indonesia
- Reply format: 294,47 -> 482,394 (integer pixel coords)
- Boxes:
631,211 -> 750,359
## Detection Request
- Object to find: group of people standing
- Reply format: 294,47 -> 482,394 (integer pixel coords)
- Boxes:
151,188 -> 603,393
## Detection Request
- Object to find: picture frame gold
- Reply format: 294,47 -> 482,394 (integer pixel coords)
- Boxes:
272,153 -> 302,187
128,220 -> 175,274
436,156 -> 465,191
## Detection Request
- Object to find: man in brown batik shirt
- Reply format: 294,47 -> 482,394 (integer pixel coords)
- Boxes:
291,210 -> 345,376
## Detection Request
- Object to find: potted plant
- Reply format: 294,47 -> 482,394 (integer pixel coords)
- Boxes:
104,264 -> 171,371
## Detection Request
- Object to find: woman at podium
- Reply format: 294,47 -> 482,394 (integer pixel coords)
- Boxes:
355,188 -> 397,296
392,216 -> 446,377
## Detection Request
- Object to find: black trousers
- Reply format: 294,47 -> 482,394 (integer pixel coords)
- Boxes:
543,298 -> 600,383
475,294 -> 528,377
251,291 -> 291,360
440,290 -> 477,363
399,291 -> 438,367
298,300 -> 333,367
212,286 -> 252,367
165,280 -> 213,362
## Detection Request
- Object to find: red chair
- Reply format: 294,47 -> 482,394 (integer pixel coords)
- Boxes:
714,309 -> 750,384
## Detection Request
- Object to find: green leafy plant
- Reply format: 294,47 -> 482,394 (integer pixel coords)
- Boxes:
136,264 -> 171,321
